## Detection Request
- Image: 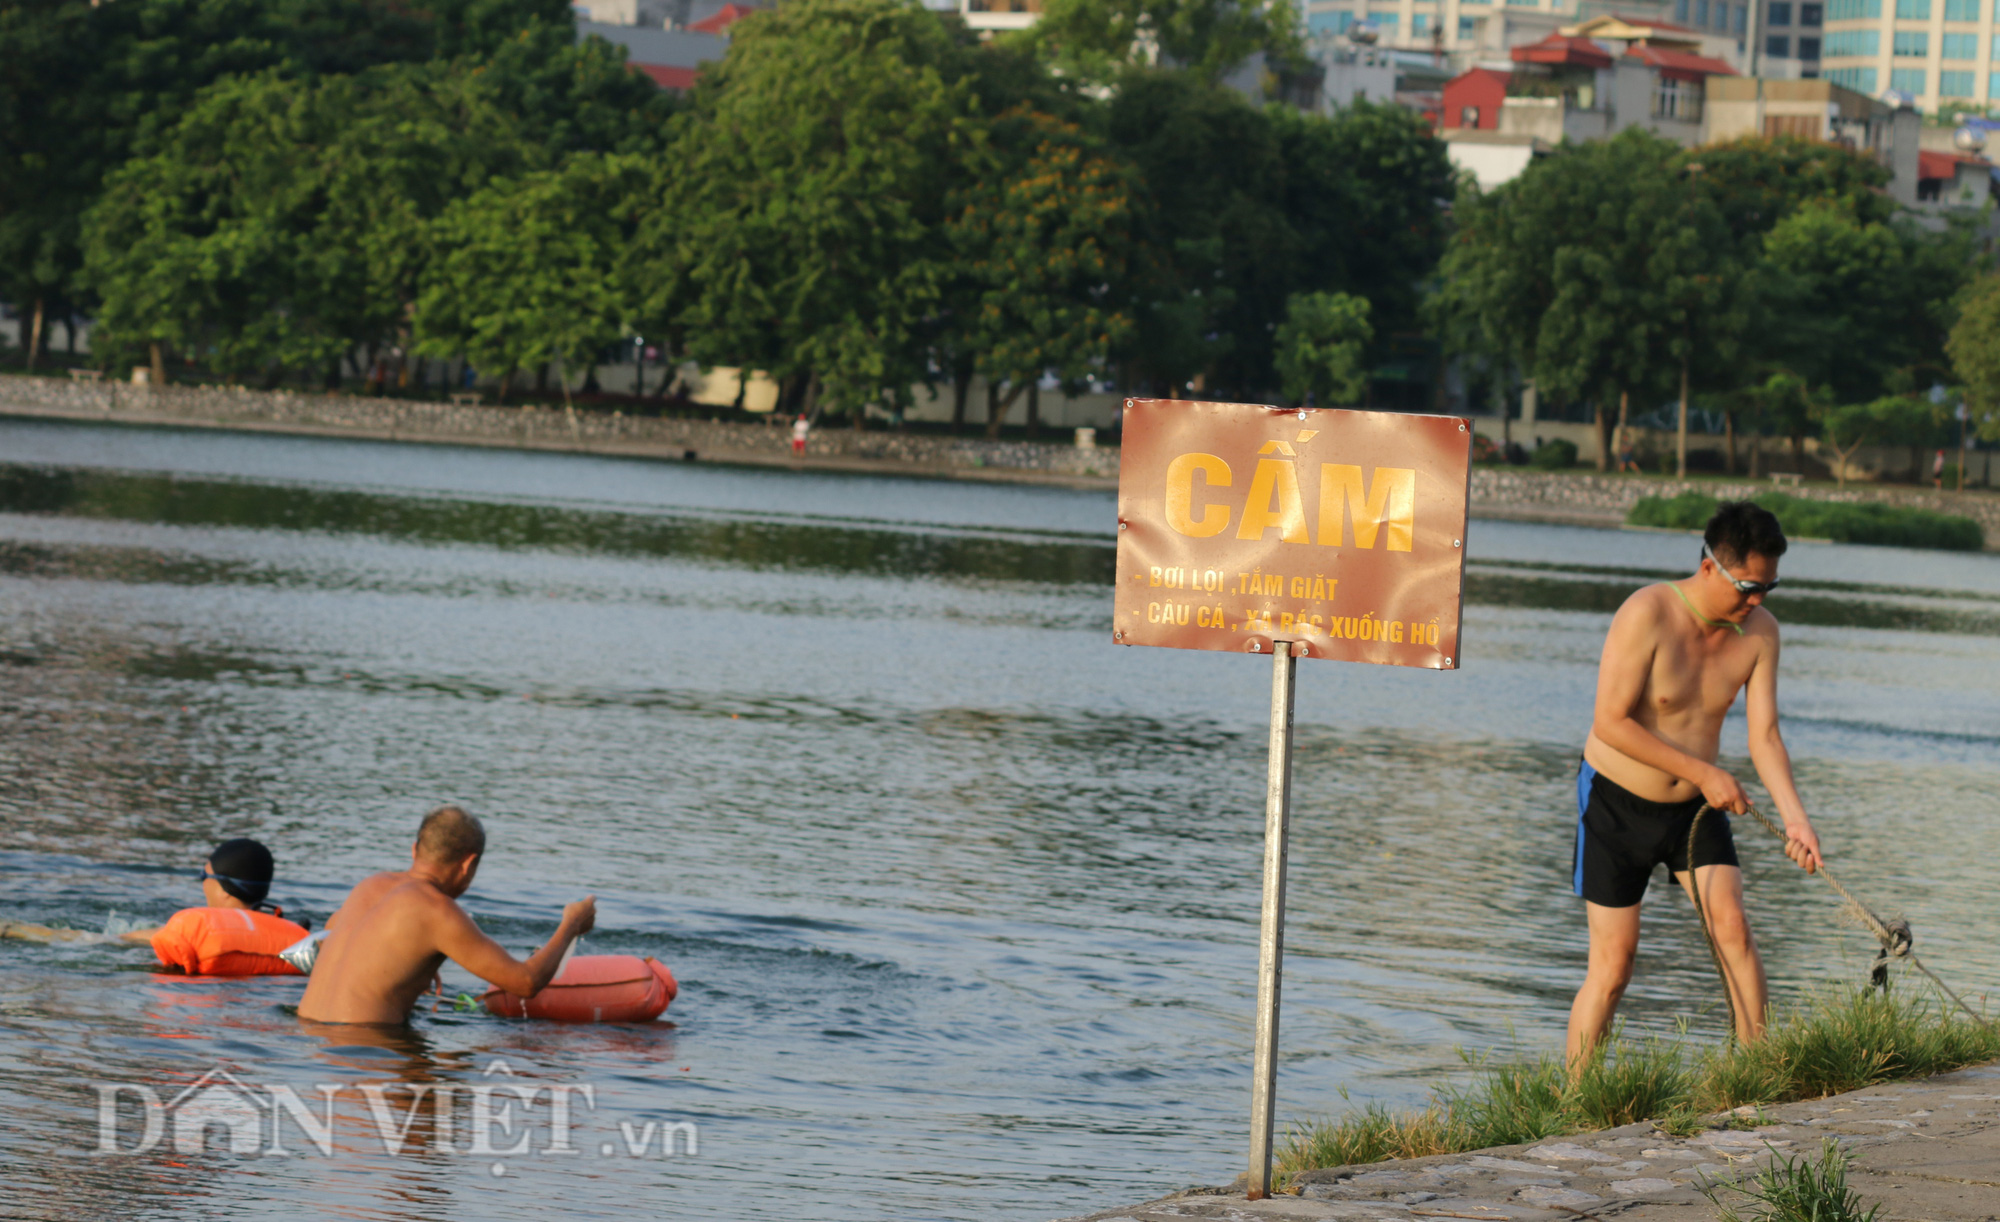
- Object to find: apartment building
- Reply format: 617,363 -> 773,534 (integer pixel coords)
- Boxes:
1301,0 -> 1611,60
1821,0 -> 1996,110
1758,0 -> 1825,73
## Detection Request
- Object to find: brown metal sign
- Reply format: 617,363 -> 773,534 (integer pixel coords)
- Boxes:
1113,399 -> 1471,668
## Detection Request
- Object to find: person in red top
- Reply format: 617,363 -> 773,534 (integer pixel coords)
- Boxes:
118,838 -> 310,975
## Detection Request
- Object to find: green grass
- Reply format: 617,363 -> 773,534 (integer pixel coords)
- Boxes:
1703,1138 -> 1881,1222
1627,490 -> 1985,551
1276,989 -> 1999,1185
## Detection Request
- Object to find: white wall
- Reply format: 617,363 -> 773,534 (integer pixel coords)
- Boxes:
1445,139 -> 1539,190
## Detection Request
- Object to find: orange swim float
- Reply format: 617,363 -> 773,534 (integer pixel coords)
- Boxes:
150,906 -> 310,976
481,954 -> 678,1023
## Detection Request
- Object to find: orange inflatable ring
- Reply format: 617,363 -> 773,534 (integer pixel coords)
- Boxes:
481,954 -> 678,1023
150,906 -> 310,977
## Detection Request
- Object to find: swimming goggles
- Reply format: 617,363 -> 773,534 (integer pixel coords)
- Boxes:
1702,542 -> 1780,597
199,869 -> 267,892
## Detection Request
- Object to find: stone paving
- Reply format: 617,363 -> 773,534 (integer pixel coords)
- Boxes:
1056,1063 -> 2000,1222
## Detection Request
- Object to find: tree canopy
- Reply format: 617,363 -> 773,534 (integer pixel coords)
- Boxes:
649,0 -> 976,418
1946,273 -> 2000,444
1433,131 -> 1974,469
416,153 -> 653,399
82,64 -> 539,379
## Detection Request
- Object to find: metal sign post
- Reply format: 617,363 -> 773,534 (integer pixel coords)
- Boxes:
1110,398 -> 1471,1203
1246,641 -> 1297,1198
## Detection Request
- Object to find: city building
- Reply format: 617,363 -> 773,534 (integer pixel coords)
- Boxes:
572,0 -> 756,28
1439,30 -> 1735,183
576,20 -> 730,88
1917,147 -> 1998,200
1757,0 -> 1825,76
1820,0 -> 1994,113
1441,65 -> 1953,206
1298,0 -> 1756,70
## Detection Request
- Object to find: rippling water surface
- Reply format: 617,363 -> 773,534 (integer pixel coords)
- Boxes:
0,417 -> 1995,1221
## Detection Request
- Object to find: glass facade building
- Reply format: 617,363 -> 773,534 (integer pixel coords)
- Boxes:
1822,0 -> 1997,103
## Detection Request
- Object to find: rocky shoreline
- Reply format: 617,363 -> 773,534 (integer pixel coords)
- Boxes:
2,378 -> 1993,544
0,377 -> 1119,484
1056,1063 -> 2000,1222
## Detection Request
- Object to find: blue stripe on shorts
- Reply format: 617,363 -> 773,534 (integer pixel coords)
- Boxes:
1573,758 -> 1597,898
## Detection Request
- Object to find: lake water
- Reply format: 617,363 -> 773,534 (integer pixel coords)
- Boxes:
0,416 -> 1995,1221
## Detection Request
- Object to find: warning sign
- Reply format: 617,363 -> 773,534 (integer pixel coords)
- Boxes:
1113,399 -> 1471,668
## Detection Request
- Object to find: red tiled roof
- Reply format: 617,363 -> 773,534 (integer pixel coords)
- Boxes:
1919,150 -> 1991,179
632,62 -> 701,90
1448,66 -> 1512,87
1511,33 -> 1614,68
1622,43 -> 1737,78
690,2 -> 757,33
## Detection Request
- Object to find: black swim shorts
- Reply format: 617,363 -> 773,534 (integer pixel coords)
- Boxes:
1572,759 -> 1739,908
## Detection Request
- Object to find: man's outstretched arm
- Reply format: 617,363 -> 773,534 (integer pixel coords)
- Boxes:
1742,628 -> 1822,872
431,896 -> 597,998
1589,594 -> 1750,811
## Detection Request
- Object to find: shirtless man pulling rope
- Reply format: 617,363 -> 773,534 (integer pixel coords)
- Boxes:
1567,501 -> 1824,1065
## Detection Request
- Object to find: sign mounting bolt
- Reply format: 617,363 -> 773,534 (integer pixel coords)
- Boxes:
1453,539 -> 1461,547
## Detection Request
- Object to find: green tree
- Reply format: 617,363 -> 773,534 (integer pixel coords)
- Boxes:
1013,0 -> 1302,85
1102,77 -> 1447,399
945,107 -> 1138,437
4,0 -> 666,370
1273,290 -> 1371,406
1759,202 -> 1937,406
1437,131 -> 1738,471
1269,99 -> 1454,353
415,153 -> 653,402
1946,272 -> 2000,444
82,65 -> 536,384
1814,395 -> 1942,488
651,0 -> 973,423
1100,71 -> 1270,395
1681,136 -> 1895,246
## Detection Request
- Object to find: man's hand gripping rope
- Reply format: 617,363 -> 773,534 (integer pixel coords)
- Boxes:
1686,802 -> 1991,1041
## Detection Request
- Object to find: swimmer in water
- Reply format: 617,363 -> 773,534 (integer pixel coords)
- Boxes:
299,805 -> 594,1025
3,838 -> 308,975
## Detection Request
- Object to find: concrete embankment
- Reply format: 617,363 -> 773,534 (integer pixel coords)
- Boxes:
3,379 -> 1995,545
1057,1063 -> 2000,1222
0,378 -> 1118,487
1467,467 -> 2000,547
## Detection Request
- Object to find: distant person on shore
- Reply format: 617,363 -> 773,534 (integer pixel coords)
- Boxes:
1567,502 -> 1823,1066
1934,448 -> 1946,490
792,413 -> 810,456
298,806 -> 594,1025
1614,427 -> 1639,474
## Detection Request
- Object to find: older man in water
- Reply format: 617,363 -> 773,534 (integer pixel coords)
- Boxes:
300,805 -> 595,1025
1567,501 -> 1824,1066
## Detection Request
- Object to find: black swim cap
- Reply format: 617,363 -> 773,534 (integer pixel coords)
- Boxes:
208,838 -> 274,906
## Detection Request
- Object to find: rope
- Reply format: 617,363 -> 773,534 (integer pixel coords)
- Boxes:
1686,803 -> 1994,1037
